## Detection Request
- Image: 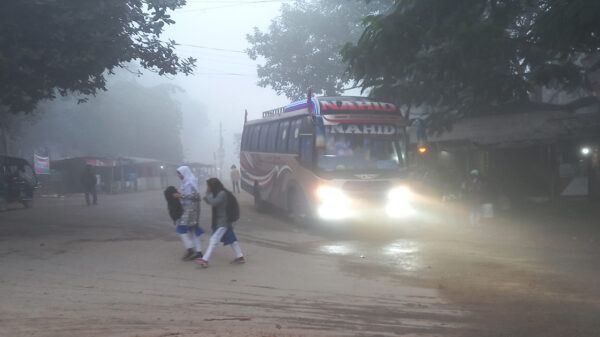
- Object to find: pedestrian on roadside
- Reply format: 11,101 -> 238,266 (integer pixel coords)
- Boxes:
195,177 -> 245,268
230,165 -> 241,193
172,166 -> 204,261
462,169 -> 483,226
81,164 -> 97,206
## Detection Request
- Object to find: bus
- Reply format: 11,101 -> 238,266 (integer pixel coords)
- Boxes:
240,95 -> 412,224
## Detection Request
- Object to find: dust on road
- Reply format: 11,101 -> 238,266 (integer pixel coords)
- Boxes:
1,191 -> 599,336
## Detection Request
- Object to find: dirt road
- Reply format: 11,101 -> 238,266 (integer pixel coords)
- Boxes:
1,191 -> 599,336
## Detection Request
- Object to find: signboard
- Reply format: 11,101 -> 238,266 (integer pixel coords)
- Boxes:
86,159 -> 117,167
262,107 -> 285,118
326,124 -> 401,135
34,154 -> 50,174
319,100 -> 397,113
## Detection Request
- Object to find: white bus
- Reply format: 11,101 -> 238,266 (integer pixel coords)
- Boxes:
240,95 -> 412,223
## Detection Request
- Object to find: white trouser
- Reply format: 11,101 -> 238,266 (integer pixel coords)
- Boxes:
180,230 -> 202,252
203,227 -> 243,261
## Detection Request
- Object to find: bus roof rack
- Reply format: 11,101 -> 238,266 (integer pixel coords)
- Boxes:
262,106 -> 285,119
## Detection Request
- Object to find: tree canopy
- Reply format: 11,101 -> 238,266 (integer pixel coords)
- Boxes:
246,0 -> 392,101
342,0 -> 600,130
0,0 -> 195,114
16,80 -> 185,163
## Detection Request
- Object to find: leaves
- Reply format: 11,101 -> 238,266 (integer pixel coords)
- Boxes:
15,81 -> 185,162
343,0 -> 600,130
0,0 -> 195,114
246,0 -> 393,101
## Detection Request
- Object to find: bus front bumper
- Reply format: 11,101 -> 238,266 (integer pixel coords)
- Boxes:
315,197 -> 417,222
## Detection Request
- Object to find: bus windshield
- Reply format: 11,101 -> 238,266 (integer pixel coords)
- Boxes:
316,124 -> 406,173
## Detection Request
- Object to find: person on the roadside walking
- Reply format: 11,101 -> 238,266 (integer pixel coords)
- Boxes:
462,169 -> 483,226
195,177 -> 245,268
81,164 -> 97,206
172,166 -> 204,261
230,165 -> 241,193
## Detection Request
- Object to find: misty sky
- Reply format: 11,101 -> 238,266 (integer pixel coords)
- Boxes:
140,1 -> 293,166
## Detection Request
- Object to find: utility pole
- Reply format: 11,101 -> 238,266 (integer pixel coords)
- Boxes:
217,121 -> 225,180
0,108 -> 11,155
0,123 -> 8,155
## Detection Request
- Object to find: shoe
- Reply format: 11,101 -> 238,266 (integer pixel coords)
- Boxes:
231,256 -> 246,264
181,248 -> 195,261
192,251 -> 203,259
195,258 -> 209,268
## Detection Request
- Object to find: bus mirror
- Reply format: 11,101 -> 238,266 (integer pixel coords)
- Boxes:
315,135 -> 325,149
300,137 -> 314,168
315,126 -> 325,149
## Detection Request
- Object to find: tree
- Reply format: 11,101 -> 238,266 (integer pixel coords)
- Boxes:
342,0 -> 600,131
246,0 -> 392,101
15,80 -> 185,162
0,0 -> 195,114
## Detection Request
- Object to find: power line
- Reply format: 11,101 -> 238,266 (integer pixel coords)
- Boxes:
177,54 -> 258,67
182,57 -> 258,71
175,43 -> 245,53
178,0 -> 292,13
193,72 -> 257,78
196,72 -> 254,76
185,0 -> 278,3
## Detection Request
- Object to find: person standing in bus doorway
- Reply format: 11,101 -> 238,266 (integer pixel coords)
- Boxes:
173,166 -> 204,261
230,165 -> 241,193
462,169 -> 483,226
81,164 -> 97,206
195,178 -> 245,268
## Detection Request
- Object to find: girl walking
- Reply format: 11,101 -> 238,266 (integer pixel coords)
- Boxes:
173,166 -> 204,261
195,178 -> 245,268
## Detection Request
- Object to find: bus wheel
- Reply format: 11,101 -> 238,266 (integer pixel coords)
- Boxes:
289,191 -> 310,227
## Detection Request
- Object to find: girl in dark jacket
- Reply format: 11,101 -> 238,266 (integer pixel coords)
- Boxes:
195,178 -> 245,268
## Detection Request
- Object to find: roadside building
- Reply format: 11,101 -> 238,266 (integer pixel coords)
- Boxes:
413,107 -> 600,201
183,162 -> 217,188
50,157 -> 178,194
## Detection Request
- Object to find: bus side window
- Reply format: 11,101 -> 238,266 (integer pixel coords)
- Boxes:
299,135 -> 313,167
246,126 -> 254,151
241,127 -> 249,151
250,125 -> 261,151
266,122 -> 279,153
299,116 -> 314,167
288,119 -> 301,154
259,123 -> 270,152
277,121 -> 290,153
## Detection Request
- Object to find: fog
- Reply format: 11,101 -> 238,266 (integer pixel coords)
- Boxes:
144,1 -> 290,167
7,1 -> 292,170
3,1 -> 374,172
3,2 -> 600,336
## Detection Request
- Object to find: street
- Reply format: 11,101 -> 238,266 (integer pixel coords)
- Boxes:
1,191 -> 599,337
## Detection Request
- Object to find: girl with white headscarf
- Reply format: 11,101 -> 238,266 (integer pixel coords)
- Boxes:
173,166 -> 204,261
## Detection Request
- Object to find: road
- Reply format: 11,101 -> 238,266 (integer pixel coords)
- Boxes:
1,190 -> 599,337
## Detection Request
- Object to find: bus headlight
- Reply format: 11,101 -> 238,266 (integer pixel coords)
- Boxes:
316,186 -> 351,220
316,185 -> 345,201
388,186 -> 411,203
386,186 -> 413,218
